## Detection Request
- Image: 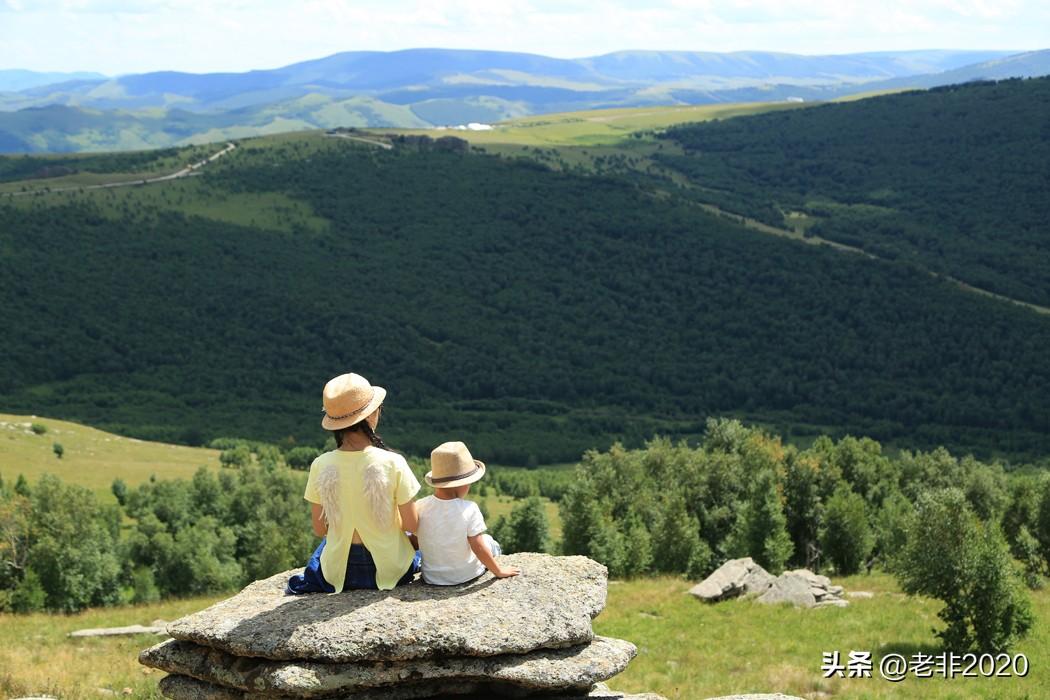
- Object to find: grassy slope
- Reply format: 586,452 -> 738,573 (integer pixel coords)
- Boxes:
0,413 -> 220,498
597,573 -> 1048,700
388,101 -> 808,147
1,573 -> 1044,700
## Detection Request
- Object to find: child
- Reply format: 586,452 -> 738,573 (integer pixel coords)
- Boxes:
415,441 -> 520,585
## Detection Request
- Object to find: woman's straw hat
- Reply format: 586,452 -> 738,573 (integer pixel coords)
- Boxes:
426,441 -> 487,488
321,373 -> 387,431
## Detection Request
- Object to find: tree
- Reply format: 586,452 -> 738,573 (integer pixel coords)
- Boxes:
1002,476 -> 1041,554
1013,526 -> 1044,590
52,443 -> 64,459
26,475 -> 123,612
651,494 -> 712,578
782,454 -> 823,568
286,446 -> 321,470
820,485 -> 873,575
111,478 -> 128,507
1034,478 -> 1050,569
502,497 -> 551,554
734,469 -> 793,574
872,490 -> 913,565
219,445 -> 251,469
894,489 -> 1033,651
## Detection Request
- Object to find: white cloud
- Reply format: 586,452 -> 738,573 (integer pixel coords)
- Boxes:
0,0 -> 1045,73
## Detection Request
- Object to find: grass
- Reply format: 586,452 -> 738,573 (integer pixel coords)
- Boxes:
1,572 -> 1044,699
375,101 -> 808,148
594,573 -> 1048,700
0,413 -> 221,499
0,595 -> 224,700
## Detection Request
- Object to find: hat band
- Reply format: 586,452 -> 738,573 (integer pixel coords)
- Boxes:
322,388 -> 376,421
431,463 -> 481,484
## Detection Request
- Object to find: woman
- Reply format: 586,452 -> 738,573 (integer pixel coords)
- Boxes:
286,373 -> 421,593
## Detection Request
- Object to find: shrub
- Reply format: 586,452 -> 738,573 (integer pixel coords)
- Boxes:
30,423 -> 47,435
131,566 -> 160,603
111,478 -> 128,506
894,488 -> 1033,651
1014,526 -> 1044,590
219,445 -> 251,469
286,446 -> 322,470
52,442 -> 64,459
10,569 -> 46,612
820,485 -> 874,575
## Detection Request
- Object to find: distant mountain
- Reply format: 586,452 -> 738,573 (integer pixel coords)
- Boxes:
0,69 -> 106,92
1,48 -> 1045,152
856,49 -> 1050,92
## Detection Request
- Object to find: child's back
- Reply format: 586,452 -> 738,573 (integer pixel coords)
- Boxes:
415,494 -> 487,585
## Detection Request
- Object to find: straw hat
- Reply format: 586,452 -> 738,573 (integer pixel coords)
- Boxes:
426,441 -> 487,488
321,373 -> 387,431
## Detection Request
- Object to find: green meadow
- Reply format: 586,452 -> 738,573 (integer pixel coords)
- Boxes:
0,413 -> 220,498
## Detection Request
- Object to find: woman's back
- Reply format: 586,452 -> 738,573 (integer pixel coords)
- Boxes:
304,446 -> 420,591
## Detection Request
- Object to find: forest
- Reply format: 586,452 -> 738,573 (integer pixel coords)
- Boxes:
2,125 -> 1050,462
655,77 -> 1050,307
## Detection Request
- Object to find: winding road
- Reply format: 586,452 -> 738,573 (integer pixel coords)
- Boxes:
4,141 -> 237,197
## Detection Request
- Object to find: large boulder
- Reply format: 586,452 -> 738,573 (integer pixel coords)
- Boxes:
687,558 -> 775,602
755,569 -> 848,608
166,554 -> 607,663
140,636 -> 636,696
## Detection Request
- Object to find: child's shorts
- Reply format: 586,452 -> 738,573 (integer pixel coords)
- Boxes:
285,539 -> 421,594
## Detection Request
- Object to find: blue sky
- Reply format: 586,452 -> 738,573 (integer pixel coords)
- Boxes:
1,0 -> 1046,74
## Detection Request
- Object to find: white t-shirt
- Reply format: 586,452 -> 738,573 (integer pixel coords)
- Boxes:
416,495 -> 488,585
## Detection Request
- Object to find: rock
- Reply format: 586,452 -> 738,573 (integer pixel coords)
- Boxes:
69,624 -> 168,637
159,675 -> 664,699
703,695 -> 805,700
141,636 -> 636,696
814,599 -> 849,608
687,558 -> 775,602
148,555 -> 666,700
846,591 -> 874,599
167,554 -> 607,663
755,569 -> 848,609
755,573 -> 816,607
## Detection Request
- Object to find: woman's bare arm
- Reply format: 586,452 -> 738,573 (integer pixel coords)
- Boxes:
311,503 -> 327,537
398,500 -> 418,533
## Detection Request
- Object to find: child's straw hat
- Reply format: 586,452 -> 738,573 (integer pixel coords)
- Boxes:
321,373 -> 387,431
426,441 -> 487,488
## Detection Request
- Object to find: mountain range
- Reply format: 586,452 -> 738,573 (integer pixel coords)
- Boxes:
3,48 -> 1049,152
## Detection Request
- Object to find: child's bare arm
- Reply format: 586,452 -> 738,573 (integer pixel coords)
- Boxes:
468,535 -> 520,578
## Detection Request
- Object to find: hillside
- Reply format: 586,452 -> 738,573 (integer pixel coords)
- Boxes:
656,76 -> 1050,307
0,413 -> 220,496
2,118 -> 1050,462
1,48 -> 1038,153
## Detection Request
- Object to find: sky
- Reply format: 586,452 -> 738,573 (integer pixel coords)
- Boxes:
1,0 -> 1046,75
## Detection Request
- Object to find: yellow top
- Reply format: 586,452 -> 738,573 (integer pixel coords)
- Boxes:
304,446 -> 420,592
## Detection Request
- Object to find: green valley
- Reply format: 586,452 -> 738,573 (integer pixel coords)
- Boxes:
3,81 -> 1050,463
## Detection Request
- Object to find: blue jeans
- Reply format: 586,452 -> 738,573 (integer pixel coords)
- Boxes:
286,538 -> 421,594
